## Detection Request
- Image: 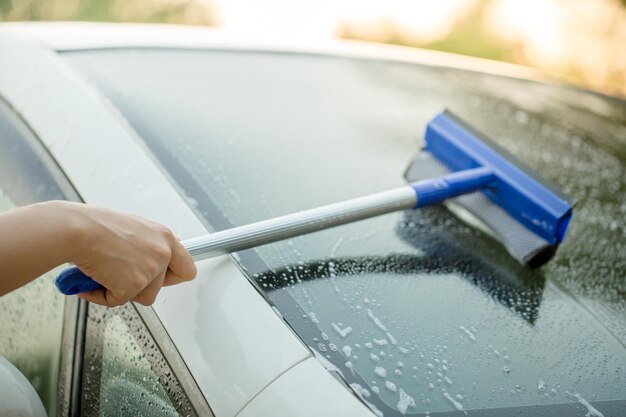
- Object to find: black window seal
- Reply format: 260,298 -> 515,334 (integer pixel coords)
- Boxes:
59,297 -> 87,417
134,303 -> 215,417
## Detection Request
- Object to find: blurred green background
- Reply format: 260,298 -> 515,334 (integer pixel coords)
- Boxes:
1,0 -> 625,97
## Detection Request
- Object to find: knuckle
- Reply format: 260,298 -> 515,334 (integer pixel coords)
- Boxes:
163,227 -> 176,242
130,274 -> 148,293
153,243 -> 171,263
133,289 -> 158,306
154,224 -> 172,239
105,293 -> 126,308
147,259 -> 164,278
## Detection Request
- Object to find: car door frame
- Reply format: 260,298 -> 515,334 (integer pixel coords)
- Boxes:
0,34 -> 215,416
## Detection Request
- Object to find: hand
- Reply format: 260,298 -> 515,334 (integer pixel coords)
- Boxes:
68,203 -> 197,307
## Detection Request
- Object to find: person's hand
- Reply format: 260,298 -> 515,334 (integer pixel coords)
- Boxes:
68,203 -> 197,307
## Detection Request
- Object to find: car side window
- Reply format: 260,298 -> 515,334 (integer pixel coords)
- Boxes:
0,97 -> 75,416
81,302 -> 202,416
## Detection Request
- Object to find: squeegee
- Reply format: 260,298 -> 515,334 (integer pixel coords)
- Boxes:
56,110 -> 574,295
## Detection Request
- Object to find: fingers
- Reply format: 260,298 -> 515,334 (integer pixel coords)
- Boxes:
73,214 -> 196,308
132,267 -> 167,306
167,235 -> 197,281
77,288 -> 107,305
78,287 -> 125,307
82,267 -> 195,307
79,268 -> 167,307
163,268 -> 191,287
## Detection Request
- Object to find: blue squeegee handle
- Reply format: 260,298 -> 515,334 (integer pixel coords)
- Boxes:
56,267 -> 106,295
412,166 -> 494,207
55,166 -> 494,295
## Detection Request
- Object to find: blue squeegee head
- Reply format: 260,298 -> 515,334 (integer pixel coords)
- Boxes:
405,111 -> 575,267
427,111 -> 574,245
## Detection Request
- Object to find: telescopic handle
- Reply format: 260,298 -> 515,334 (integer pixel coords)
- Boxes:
184,186 -> 419,261
55,186 -> 417,295
55,167 -> 493,295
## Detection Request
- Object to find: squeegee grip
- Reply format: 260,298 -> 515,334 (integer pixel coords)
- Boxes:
56,267 -> 103,295
412,166 -> 494,207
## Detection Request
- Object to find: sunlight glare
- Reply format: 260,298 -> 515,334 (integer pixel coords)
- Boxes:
486,0 -> 561,66
211,0 -> 475,43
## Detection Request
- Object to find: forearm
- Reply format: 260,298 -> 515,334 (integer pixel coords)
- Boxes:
0,201 -> 85,295
0,200 -> 195,306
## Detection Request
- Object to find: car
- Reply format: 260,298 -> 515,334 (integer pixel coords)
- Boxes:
0,22 -> 624,417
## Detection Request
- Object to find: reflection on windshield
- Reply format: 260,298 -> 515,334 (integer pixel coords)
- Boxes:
261,209 -> 546,325
258,245 -> 621,415
65,49 -> 626,416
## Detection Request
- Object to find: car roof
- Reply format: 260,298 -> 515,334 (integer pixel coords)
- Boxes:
2,21 -> 545,78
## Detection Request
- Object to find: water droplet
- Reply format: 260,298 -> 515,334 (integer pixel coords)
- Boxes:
373,338 -> 388,346
537,379 -> 547,392
397,388 -> 416,415
385,380 -> 397,392
458,325 -> 476,341
342,345 -> 352,357
443,392 -> 464,412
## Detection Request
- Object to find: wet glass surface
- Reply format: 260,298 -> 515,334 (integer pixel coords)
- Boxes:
81,303 -> 196,416
66,49 -> 626,416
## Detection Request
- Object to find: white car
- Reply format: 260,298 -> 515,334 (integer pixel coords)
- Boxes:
0,22 -> 624,417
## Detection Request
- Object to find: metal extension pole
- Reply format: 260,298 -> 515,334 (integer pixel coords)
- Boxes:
184,186 -> 417,261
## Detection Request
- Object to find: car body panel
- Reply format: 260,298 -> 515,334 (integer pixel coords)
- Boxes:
0,31 -> 203,236
0,28 -> 320,417
236,358 -> 375,417
153,256 -> 311,417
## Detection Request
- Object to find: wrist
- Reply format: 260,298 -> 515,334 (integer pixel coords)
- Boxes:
40,200 -> 92,264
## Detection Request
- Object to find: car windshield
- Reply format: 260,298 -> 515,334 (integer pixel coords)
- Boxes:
65,49 -> 626,416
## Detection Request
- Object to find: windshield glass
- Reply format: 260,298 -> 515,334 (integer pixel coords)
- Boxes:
66,49 -> 626,416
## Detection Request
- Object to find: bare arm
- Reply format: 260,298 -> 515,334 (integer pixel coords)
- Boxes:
0,201 -> 197,306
